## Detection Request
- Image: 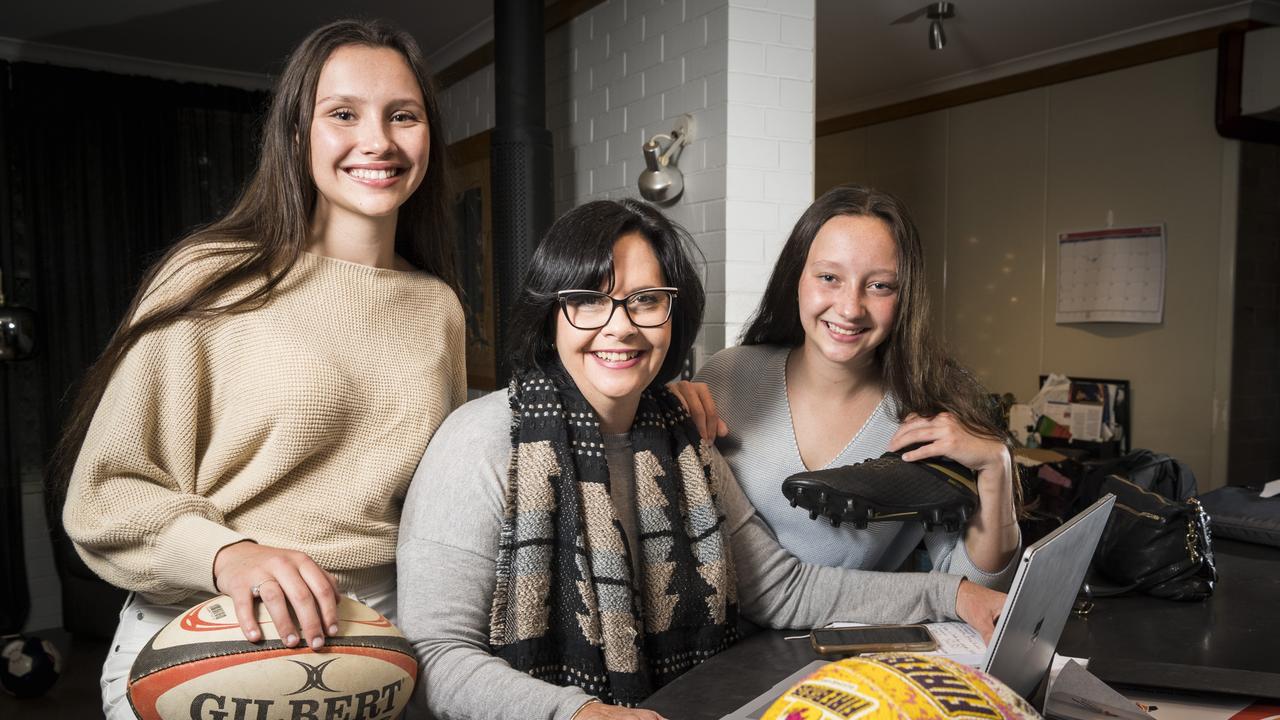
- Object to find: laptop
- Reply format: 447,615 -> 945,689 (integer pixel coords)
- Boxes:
982,493 -> 1116,699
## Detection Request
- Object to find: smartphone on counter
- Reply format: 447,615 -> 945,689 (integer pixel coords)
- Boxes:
809,624 -> 937,657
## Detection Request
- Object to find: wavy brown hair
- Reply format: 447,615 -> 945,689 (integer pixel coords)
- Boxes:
48,19 -> 456,505
741,184 -> 1003,441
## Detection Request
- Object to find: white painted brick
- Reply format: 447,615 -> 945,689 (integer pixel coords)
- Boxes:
728,71 -> 779,106
698,230 -> 727,262
725,290 -> 762,322
727,136 -> 778,167
779,78 -> 813,110
696,103 -> 729,138
728,7 -> 780,43
705,69 -> 728,106
725,261 -> 772,291
677,137 -> 707,173
701,323 -> 727,355
705,261 -> 726,292
727,40 -> 766,74
570,12 -> 593,45
646,0 -> 687,38
777,139 -> 811,171
704,291 -> 727,325
690,0 -> 730,20
766,0 -> 814,18
626,94 -> 664,132
725,230 -> 764,262
593,52 -> 626,89
579,34 -> 610,69
705,4 -> 730,42
777,202 -> 811,238
686,168 -> 727,201
593,0 -> 628,34
704,199 -> 727,230
594,161 -> 627,193
727,102 -> 766,136
731,0 -> 769,8
611,17 -> 645,51
578,87 -> 608,122
725,199 -> 777,231
764,107 -> 812,140
570,119 -> 592,151
571,66 -> 593,96
687,39 -> 728,80
765,45 -> 813,81
574,138 -> 609,173
629,33 -> 663,73
664,15 -> 707,59
663,202 -> 703,234
763,170 -> 812,204
612,72 -> 645,107
779,14 -> 814,49
663,80 -> 705,119
645,56 -> 685,95
705,132 -> 728,169
726,167 -> 763,200
631,0 -> 666,15
596,106 -> 626,140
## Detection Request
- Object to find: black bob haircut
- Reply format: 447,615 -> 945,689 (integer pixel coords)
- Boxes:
506,198 -> 705,384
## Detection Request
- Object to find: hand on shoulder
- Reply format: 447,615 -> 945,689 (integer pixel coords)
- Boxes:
667,380 -> 729,441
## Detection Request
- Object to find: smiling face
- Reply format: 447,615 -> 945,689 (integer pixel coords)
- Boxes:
797,214 -> 900,375
309,44 -> 429,228
556,232 -> 672,432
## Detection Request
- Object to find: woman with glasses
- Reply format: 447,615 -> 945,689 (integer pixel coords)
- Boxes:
671,184 -> 1020,606
396,199 -> 1006,720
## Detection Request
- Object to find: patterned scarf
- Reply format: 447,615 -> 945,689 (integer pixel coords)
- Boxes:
490,368 -> 739,706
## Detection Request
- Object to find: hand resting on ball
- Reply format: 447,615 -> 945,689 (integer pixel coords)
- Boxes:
213,540 -> 340,650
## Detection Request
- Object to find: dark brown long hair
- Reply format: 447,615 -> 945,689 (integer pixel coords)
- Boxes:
741,184 -> 1003,440
48,19 -> 457,505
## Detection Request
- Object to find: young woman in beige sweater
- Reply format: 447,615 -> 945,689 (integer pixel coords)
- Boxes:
52,20 -> 466,718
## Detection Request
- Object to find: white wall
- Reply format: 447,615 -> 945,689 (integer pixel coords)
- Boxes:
437,0 -> 816,362
816,51 -> 1238,489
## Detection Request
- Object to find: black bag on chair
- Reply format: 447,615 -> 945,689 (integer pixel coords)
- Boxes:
1086,474 -> 1217,601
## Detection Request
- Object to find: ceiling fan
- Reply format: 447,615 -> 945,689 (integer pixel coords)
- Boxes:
891,1 -> 956,50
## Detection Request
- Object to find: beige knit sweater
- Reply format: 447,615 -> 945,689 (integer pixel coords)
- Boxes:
64,248 -> 467,604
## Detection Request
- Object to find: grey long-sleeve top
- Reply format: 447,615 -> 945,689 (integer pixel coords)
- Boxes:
396,390 -> 964,720
696,344 -> 1018,588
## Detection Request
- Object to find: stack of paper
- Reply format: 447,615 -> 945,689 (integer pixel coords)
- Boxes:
1045,660 -> 1153,720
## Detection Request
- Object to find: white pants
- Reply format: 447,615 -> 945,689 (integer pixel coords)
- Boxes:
101,580 -> 397,720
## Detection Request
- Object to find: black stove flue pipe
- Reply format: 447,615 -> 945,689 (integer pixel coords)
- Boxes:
491,0 -> 554,386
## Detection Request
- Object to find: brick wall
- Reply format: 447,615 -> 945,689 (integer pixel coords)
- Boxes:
436,0 -> 815,364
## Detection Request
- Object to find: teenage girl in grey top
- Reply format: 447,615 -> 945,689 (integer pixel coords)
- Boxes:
673,185 -> 1020,589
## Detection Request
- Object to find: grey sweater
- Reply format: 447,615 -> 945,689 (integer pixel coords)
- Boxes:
396,390 -> 964,720
696,344 -> 1017,587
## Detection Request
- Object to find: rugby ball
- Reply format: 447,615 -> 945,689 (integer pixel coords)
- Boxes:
762,653 -> 1040,720
127,595 -> 416,720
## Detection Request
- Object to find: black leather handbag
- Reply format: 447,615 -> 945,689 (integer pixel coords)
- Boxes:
1086,474 -> 1217,601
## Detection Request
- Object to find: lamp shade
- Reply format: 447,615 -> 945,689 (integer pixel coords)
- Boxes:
637,140 -> 684,204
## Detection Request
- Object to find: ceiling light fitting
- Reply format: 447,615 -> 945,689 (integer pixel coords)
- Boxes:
637,115 -> 693,205
927,2 -> 954,51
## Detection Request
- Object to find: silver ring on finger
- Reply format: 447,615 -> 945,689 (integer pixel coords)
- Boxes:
251,579 -> 276,599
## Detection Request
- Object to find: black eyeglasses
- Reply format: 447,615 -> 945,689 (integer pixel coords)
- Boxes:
556,287 -> 679,330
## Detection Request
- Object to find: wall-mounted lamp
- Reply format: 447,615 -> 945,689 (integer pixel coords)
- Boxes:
927,2 -> 954,50
638,114 -> 693,205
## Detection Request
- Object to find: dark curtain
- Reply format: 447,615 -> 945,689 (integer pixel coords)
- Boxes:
0,60 -> 266,635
